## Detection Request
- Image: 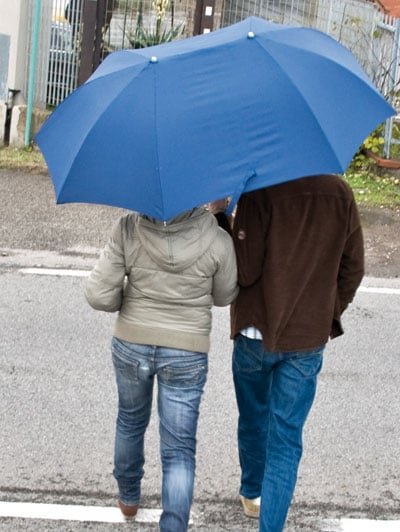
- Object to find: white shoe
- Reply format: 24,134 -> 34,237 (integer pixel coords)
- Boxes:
239,495 -> 260,518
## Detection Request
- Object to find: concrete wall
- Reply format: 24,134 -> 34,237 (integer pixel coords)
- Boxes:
0,1 -> 53,145
0,33 -> 10,101
9,105 -> 50,147
0,0 -> 30,144
0,101 -> 6,145
0,0 -> 29,97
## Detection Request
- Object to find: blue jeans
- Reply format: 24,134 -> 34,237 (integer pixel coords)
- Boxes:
111,337 -> 208,532
232,334 -> 324,532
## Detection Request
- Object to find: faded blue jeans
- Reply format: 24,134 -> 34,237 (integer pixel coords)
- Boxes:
111,337 -> 208,532
232,334 -> 324,532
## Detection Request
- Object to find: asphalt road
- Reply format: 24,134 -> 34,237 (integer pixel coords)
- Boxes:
1,271 -> 400,531
1,169 -> 400,530
0,169 -> 400,277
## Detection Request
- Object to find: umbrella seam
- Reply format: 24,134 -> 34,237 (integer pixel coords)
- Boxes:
83,51 -> 148,86
151,61 -> 165,220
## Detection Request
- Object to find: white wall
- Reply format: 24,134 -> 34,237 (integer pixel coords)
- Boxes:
0,0 -> 30,99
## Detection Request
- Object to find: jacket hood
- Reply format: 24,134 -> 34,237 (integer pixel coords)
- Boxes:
136,207 -> 218,272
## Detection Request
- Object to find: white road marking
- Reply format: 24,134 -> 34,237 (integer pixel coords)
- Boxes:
358,286 -> 400,295
322,518 -> 400,531
20,268 -> 90,277
0,503 -> 398,529
18,268 -> 400,295
0,501 -> 196,524
0,501 -> 163,523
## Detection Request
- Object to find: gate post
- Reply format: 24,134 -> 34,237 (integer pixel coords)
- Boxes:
78,0 -> 97,85
78,0 -> 115,84
193,0 -> 216,35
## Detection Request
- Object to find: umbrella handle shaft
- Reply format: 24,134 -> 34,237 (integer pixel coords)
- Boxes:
226,171 -> 256,215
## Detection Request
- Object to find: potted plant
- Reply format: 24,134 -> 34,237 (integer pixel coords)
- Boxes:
361,123 -> 400,169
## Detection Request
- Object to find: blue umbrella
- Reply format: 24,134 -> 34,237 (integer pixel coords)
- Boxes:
36,16 -> 395,220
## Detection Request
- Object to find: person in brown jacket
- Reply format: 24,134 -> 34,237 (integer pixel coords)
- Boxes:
229,174 -> 364,532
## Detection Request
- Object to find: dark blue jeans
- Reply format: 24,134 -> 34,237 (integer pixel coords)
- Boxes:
232,334 -> 324,532
111,337 -> 208,532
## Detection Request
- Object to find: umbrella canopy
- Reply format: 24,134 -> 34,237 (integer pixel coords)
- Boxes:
36,16 -> 395,220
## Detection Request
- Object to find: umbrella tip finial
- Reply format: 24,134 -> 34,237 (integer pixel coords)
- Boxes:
150,56 -> 158,63
247,31 -> 255,39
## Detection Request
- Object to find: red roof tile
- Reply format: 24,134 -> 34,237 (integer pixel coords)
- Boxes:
375,0 -> 400,17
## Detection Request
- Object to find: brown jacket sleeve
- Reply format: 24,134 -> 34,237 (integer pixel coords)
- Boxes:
337,200 -> 365,314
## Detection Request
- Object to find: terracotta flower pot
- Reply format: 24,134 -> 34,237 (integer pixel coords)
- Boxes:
363,148 -> 400,169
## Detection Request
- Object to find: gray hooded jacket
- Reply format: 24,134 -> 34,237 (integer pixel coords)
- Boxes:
85,207 -> 238,353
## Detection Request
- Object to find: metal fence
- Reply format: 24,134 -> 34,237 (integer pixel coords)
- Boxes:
219,0 -> 400,155
221,0 -> 400,98
25,0 -> 400,152
25,0 -> 81,107
102,0 -> 197,55
48,0 -> 81,106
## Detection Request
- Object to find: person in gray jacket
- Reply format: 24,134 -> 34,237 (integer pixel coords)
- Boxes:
85,206 -> 238,531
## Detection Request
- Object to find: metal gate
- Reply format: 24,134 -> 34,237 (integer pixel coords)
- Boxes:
24,0 -> 82,107
26,0 -> 400,152
25,0 -> 200,107
48,0 -> 82,105
220,0 -> 400,97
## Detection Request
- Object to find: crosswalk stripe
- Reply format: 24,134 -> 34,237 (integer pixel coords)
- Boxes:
0,501 -> 162,523
322,518 -> 400,531
358,286 -> 400,295
0,502 -> 398,528
19,268 -> 90,277
16,268 -> 400,296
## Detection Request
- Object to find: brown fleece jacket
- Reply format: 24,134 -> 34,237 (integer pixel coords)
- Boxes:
230,175 -> 364,352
